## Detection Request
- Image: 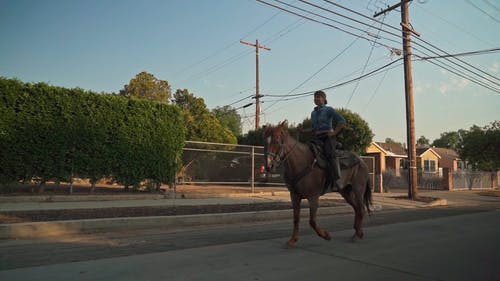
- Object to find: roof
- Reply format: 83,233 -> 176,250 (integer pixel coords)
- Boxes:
416,147 -> 441,159
375,142 -> 407,157
431,147 -> 460,161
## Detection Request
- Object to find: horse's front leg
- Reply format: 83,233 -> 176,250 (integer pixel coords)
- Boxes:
308,196 -> 331,241
287,192 -> 301,247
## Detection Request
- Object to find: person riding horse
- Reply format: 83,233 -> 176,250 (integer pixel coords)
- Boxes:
302,90 -> 346,192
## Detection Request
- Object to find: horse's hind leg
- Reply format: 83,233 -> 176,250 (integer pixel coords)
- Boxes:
341,189 -> 364,241
353,207 -> 364,240
287,193 -> 301,247
308,197 -> 331,241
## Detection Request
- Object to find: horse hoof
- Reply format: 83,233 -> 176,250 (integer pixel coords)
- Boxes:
323,232 -> 332,241
350,233 -> 363,242
286,240 -> 296,248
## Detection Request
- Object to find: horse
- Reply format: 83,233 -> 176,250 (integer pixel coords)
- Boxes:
263,121 -> 373,247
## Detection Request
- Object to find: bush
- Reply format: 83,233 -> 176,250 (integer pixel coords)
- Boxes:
0,77 -> 185,190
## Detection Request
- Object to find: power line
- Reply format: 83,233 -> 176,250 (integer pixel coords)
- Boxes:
259,59 -> 403,122
172,9 -> 282,79
323,0 -> 401,33
412,47 -> 500,93
263,58 -> 403,100
361,67 -> 390,112
297,0 -> 404,45
412,38 -> 500,87
254,0 -> 500,111
483,0 -> 500,13
413,1 -> 496,47
261,36 -> 360,112
465,0 -> 500,24
227,94 -> 256,107
417,47 -> 500,60
345,15 -> 386,107
411,45 -> 500,93
256,0 -> 400,51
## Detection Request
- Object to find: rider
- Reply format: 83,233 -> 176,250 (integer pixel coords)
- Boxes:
302,90 -> 346,192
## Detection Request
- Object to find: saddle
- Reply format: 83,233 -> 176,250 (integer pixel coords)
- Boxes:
308,139 -> 360,170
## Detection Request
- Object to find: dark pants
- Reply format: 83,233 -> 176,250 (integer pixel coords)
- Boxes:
317,134 -> 340,183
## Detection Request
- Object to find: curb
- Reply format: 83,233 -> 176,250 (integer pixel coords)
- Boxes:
0,206 -> 353,240
426,198 -> 448,207
0,194 -> 167,203
0,191 -> 290,203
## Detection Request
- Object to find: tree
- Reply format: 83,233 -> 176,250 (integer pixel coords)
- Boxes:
213,105 -> 242,137
238,127 -> 267,146
335,108 -> 374,155
417,135 -> 430,147
120,71 -> 171,103
239,108 -> 373,154
173,89 -> 236,144
459,121 -> 500,171
431,131 -> 461,150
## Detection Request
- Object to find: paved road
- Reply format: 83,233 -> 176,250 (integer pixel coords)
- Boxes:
1,206 -> 499,281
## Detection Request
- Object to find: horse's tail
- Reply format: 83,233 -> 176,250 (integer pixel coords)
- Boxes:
364,178 -> 373,214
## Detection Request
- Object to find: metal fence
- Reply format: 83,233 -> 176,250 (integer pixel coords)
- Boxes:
382,169 -> 498,191
179,141 -> 375,192
451,170 -> 497,190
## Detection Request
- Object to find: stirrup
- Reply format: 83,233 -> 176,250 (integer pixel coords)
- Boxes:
333,179 -> 343,192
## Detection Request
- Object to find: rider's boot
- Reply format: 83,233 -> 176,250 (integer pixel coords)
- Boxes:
332,157 -> 343,192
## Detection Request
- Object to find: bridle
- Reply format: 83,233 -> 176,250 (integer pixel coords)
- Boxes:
264,130 -> 298,170
264,127 -> 314,190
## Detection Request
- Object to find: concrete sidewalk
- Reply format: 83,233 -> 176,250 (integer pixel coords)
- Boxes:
0,189 -> 445,212
2,189 -> 485,240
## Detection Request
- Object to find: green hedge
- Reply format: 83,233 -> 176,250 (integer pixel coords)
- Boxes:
0,77 -> 185,188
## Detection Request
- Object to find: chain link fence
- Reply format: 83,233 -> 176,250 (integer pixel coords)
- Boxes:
178,141 -> 375,192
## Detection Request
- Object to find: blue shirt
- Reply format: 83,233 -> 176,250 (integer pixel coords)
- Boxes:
311,105 -> 346,131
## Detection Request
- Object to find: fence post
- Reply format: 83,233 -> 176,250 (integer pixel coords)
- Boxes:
251,146 -> 255,193
443,168 -> 453,190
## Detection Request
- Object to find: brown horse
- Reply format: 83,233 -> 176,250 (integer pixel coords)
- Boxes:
263,121 -> 372,247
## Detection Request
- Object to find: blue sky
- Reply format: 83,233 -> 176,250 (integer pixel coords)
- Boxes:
1,0 -> 499,143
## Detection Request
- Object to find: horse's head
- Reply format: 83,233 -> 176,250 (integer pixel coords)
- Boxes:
263,120 -> 288,172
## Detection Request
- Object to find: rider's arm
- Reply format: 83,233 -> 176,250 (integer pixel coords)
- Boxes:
332,123 -> 345,136
329,107 -> 346,136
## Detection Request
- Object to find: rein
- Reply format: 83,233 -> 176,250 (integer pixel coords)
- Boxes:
277,136 -> 317,191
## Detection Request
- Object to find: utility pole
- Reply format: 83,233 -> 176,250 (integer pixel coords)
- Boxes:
240,39 -> 271,130
375,1 -> 419,199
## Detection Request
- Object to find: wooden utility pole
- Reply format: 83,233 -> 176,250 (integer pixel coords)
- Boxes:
375,1 -> 419,199
240,39 -> 271,130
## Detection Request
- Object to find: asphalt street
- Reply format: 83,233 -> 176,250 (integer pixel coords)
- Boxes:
1,206 -> 499,281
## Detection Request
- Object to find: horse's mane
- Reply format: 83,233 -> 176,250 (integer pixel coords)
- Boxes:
263,121 -> 289,139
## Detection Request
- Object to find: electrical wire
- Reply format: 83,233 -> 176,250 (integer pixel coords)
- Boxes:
412,47 -> 500,93
412,39 -> 500,88
345,15 -> 386,107
417,47 -> 500,60
465,0 -> 500,24
482,0 -> 500,13
263,58 -> 403,99
261,36 -> 360,112
256,0 -> 400,51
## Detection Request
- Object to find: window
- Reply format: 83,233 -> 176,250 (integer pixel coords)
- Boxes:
423,159 -> 436,172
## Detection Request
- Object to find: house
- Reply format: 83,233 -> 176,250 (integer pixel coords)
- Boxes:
365,142 -> 408,192
366,142 -> 407,176
430,147 -> 465,171
416,147 -> 441,174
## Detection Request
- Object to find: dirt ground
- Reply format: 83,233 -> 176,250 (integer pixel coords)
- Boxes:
0,182 -> 346,224
0,182 -> 287,196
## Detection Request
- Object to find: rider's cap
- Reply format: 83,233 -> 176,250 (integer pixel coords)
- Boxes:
314,90 -> 327,104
